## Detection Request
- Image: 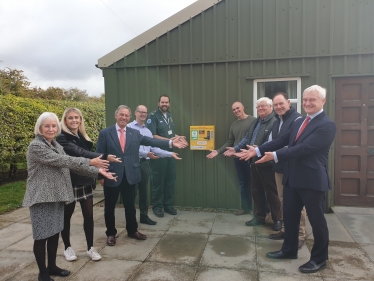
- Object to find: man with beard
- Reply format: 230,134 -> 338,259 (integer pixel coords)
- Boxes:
146,95 -> 187,218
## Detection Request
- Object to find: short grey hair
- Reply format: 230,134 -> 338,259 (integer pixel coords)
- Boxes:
303,85 -> 326,99
34,112 -> 61,136
256,97 -> 273,107
114,105 -> 132,117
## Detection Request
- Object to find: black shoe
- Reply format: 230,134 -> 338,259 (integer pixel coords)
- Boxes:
266,250 -> 298,259
153,209 -> 164,218
272,220 -> 282,231
245,217 -> 265,226
164,207 -> 177,215
299,260 -> 326,273
140,216 -> 157,225
268,231 -> 285,240
48,267 -> 70,277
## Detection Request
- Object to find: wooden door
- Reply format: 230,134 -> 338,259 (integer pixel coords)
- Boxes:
334,77 -> 374,206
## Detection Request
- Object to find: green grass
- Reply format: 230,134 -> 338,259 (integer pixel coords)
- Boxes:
0,181 -> 26,214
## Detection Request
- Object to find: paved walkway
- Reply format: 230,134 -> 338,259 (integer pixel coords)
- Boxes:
0,187 -> 374,280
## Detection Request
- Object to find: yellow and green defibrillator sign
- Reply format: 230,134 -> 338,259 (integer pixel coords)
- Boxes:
190,125 -> 215,150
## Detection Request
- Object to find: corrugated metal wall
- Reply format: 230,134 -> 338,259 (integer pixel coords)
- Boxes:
102,0 -> 374,209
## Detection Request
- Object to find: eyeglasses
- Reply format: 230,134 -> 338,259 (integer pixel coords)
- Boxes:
137,111 -> 148,115
256,104 -> 269,109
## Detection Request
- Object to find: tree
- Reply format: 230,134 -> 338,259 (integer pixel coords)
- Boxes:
63,87 -> 89,101
0,68 -> 33,98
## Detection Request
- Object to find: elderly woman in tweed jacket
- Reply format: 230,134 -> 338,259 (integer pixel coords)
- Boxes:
23,112 -> 116,281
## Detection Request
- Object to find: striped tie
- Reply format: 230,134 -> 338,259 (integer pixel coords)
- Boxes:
295,116 -> 310,141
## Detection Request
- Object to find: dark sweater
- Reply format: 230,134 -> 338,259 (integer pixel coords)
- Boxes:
56,130 -> 105,186
271,106 -> 301,173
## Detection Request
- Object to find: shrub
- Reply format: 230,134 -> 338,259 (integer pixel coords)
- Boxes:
0,95 -> 105,171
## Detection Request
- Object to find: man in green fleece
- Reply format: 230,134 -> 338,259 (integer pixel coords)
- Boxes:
207,102 -> 256,215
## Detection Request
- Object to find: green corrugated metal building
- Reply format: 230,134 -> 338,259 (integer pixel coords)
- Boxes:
98,0 -> 374,210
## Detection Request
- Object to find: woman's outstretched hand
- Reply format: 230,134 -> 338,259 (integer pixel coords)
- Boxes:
98,168 -> 117,181
107,154 -> 122,162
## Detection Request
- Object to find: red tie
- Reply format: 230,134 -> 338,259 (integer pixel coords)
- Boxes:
119,128 -> 125,152
295,116 -> 310,141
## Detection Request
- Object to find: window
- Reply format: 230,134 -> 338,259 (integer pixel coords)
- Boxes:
253,77 -> 301,117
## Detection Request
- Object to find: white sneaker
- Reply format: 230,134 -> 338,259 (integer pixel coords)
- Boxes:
87,247 -> 102,261
64,246 -> 77,261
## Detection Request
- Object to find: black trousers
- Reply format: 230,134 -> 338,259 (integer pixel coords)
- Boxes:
281,184 -> 329,263
104,169 -> 138,236
251,164 -> 281,222
136,159 -> 151,216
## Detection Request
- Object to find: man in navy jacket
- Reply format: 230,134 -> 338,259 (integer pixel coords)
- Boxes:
235,85 -> 336,274
96,105 -> 187,246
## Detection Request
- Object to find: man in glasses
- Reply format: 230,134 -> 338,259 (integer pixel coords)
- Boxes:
128,105 -> 182,225
225,97 -> 281,232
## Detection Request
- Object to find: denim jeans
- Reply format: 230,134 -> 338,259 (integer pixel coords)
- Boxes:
233,158 -> 252,212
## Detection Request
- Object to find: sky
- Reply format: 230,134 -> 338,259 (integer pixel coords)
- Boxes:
0,0 -> 197,96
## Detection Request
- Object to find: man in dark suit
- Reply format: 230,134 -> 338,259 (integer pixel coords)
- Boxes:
235,85 -> 336,274
96,105 -> 187,246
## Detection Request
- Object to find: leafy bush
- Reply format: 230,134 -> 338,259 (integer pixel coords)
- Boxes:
0,95 -> 105,170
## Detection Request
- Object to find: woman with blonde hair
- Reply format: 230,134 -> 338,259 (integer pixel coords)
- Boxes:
23,112 -> 116,281
56,108 -> 120,262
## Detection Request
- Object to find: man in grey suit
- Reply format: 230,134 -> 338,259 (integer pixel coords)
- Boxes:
96,105 -> 187,246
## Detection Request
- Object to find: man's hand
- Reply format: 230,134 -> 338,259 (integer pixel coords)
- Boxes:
147,152 -> 160,159
223,147 -> 236,157
90,155 -> 109,169
234,145 -> 256,161
172,136 -> 189,148
98,179 -> 104,186
206,150 -> 218,159
98,169 -> 117,181
107,154 -> 122,162
255,152 -> 274,164
175,135 -> 188,146
171,152 -> 182,160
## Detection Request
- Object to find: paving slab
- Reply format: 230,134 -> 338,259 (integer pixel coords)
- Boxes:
195,267 -> 257,281
254,222 -> 280,239
100,230 -> 164,261
321,241 -> 374,280
211,213 -> 256,237
256,237 -> 311,276
1,205 -> 373,281
332,213 -> 374,244
69,259 -> 142,281
258,271 -> 323,280
56,226 -> 108,257
131,262 -> 196,281
168,211 -> 215,234
0,222 -> 32,250
201,234 -> 256,270
0,219 -> 13,230
333,206 -> 374,215
0,250 -> 35,281
360,243 -> 374,262
136,213 -> 176,232
0,207 -> 30,222
147,233 -> 208,265
7,256 -> 89,281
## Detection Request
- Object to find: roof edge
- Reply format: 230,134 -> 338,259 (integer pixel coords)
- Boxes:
98,0 -> 220,68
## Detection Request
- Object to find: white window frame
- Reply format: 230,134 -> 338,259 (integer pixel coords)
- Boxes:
253,77 -> 302,117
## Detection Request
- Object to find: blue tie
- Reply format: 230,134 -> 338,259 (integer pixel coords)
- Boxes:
249,119 -> 261,145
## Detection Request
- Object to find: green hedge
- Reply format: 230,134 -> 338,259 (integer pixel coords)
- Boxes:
0,95 -> 105,169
